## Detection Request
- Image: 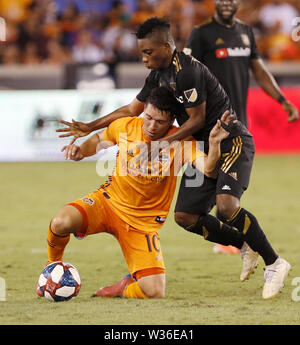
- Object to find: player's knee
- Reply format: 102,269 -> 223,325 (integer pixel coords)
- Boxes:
174,212 -> 197,229
138,274 -> 165,299
51,215 -> 73,234
216,195 -> 240,220
144,283 -> 165,299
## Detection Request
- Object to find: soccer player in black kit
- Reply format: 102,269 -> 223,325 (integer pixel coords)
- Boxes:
184,0 -> 298,254
57,17 -> 290,299
184,0 -> 299,128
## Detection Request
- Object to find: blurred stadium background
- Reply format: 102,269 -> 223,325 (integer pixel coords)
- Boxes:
0,0 -> 300,160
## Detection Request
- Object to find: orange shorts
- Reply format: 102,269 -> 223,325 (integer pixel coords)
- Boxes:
68,190 -> 165,278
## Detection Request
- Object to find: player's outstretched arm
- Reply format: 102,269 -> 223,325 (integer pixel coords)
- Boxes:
61,130 -> 114,161
56,98 -> 145,144
250,58 -> 299,122
202,111 -> 235,178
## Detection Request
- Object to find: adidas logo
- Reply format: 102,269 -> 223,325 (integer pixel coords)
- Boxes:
229,172 -> 238,180
215,38 -> 225,45
222,185 -> 231,191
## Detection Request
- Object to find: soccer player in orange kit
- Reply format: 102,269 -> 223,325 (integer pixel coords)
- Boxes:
43,87 -> 235,299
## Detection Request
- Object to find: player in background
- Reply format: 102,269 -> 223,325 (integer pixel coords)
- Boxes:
184,0 -> 299,254
42,87 -> 233,299
184,0 -> 298,128
57,18 -> 291,299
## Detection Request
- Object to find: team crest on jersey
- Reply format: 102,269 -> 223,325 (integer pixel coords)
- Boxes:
155,153 -> 171,166
184,88 -> 198,103
241,34 -> 250,46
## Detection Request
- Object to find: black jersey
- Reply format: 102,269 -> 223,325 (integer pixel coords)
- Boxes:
185,17 -> 260,127
137,49 -> 250,151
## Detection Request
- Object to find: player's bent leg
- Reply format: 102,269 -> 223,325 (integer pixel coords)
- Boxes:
174,212 -> 244,248
47,205 -> 83,263
135,273 -> 165,299
52,205 -> 83,235
93,269 -> 165,299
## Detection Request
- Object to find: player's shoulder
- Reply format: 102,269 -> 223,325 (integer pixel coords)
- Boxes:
234,18 -> 252,31
193,17 -> 214,30
107,117 -> 140,132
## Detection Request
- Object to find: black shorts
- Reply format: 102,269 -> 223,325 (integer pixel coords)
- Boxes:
174,135 -> 255,215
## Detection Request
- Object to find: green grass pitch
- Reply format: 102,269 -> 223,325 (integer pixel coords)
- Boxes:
0,155 -> 300,325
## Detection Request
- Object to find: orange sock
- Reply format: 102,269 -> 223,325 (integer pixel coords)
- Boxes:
47,223 -> 70,263
123,282 -> 147,299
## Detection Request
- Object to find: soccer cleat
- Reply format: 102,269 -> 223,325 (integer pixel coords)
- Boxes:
240,242 -> 259,282
213,244 -> 240,254
262,257 -> 291,299
92,274 -> 135,298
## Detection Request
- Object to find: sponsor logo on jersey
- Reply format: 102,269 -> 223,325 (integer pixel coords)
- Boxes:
184,88 -> 198,102
81,197 -> 95,206
216,47 -> 251,58
155,216 -> 166,223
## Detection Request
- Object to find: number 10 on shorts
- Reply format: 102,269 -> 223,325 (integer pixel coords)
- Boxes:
145,234 -> 160,252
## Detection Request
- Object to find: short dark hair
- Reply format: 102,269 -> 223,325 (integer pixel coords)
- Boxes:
146,87 -> 177,119
135,17 -> 173,45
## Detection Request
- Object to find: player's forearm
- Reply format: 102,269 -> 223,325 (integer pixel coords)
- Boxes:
205,138 -> 221,177
87,105 -> 134,132
161,117 -> 204,144
252,60 -> 285,103
79,133 -> 101,157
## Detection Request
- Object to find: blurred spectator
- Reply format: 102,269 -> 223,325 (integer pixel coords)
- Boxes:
72,30 -> 107,63
0,0 -> 33,23
44,38 -> 71,64
259,0 -> 299,35
22,42 -> 41,64
1,0 -> 300,65
131,0 -> 155,27
2,44 -> 21,64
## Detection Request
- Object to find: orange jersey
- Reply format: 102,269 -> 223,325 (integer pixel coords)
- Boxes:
101,117 -> 205,232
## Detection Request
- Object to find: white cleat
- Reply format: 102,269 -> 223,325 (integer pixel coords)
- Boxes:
262,257 -> 291,299
240,242 -> 259,282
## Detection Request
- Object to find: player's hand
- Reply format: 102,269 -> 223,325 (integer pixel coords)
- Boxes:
282,101 -> 299,122
61,144 -> 84,161
210,110 -> 237,142
56,119 -> 92,145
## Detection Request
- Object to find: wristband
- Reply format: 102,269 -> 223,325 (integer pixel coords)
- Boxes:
277,95 -> 287,104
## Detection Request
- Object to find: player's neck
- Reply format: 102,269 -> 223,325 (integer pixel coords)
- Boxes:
214,14 -> 235,28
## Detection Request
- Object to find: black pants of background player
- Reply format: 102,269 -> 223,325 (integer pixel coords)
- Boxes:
174,135 -> 278,266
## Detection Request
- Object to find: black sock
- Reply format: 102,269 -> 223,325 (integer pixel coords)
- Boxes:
228,208 -> 278,265
189,214 -> 244,249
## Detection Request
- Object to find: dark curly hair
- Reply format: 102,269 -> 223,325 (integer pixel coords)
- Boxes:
146,87 -> 177,118
135,17 -> 174,46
